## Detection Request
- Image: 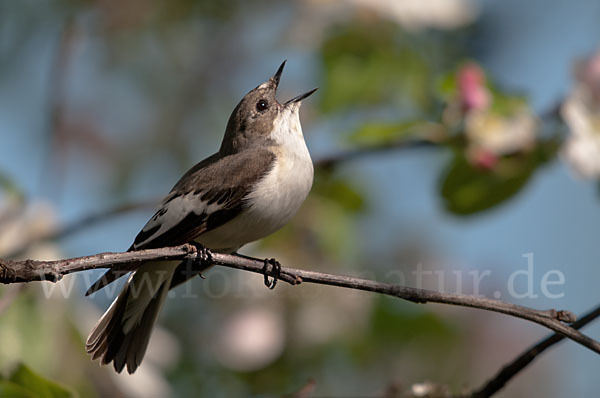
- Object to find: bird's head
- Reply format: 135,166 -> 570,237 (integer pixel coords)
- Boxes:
220,61 -> 317,154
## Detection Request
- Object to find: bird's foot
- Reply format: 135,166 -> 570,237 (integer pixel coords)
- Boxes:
189,242 -> 212,277
263,258 -> 281,290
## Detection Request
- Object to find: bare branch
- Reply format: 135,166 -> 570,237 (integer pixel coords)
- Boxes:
314,139 -> 438,169
465,304 -> 600,398
0,244 -> 598,356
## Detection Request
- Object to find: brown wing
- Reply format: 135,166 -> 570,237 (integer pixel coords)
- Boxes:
85,149 -> 275,295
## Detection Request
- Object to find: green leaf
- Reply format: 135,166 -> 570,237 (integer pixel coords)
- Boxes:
0,381 -> 35,398
439,141 -> 559,215
319,21 -> 431,113
3,364 -> 74,398
436,69 -> 458,101
313,173 -> 365,213
489,91 -> 528,117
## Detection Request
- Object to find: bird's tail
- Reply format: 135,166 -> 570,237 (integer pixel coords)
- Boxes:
86,261 -> 176,374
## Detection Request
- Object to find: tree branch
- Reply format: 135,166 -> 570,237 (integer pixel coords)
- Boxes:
464,303 -> 600,398
0,244 -> 599,357
314,138 -> 437,169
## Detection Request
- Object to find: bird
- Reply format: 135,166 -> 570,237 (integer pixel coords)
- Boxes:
85,61 -> 317,374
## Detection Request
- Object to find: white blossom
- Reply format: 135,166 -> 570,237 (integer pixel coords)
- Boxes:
562,51 -> 600,179
215,307 -> 285,372
465,107 -> 537,156
346,0 -> 479,31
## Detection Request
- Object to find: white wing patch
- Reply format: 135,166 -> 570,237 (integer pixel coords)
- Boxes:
133,193 -> 224,249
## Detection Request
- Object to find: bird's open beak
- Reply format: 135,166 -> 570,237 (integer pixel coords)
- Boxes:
284,88 -> 318,105
271,60 -> 286,89
271,60 -> 318,104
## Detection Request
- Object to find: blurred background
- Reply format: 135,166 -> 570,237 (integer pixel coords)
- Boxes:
1,0 -> 600,396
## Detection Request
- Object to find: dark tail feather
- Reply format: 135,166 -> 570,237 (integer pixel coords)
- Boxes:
86,278 -> 169,374
86,245 -> 139,296
85,269 -> 129,296
88,256 -> 211,296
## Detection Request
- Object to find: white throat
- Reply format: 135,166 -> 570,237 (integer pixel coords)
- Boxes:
270,104 -> 309,155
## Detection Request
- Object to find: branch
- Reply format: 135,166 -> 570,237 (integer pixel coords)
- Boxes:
465,304 -> 600,398
1,244 -> 599,357
314,138 -> 437,169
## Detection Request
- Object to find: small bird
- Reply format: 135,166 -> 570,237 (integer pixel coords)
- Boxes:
85,61 -> 317,374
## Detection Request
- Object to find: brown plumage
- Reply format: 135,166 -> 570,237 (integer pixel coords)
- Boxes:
85,60 -> 316,374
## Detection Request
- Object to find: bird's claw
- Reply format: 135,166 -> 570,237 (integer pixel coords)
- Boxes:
263,258 -> 281,290
189,242 -> 212,271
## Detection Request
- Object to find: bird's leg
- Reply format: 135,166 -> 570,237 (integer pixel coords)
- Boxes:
262,258 -> 281,290
188,242 -> 212,279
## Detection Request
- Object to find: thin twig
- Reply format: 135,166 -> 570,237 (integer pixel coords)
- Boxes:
314,139 -> 438,169
465,304 -> 600,398
0,244 -> 598,356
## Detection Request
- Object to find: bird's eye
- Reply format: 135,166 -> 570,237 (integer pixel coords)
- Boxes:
256,99 -> 268,112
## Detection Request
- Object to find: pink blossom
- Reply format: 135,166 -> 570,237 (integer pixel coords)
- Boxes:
468,148 -> 498,170
458,63 -> 491,111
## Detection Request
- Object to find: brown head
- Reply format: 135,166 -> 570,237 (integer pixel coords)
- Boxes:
220,61 -> 317,155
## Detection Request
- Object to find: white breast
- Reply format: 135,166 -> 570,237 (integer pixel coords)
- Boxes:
197,105 -> 313,251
